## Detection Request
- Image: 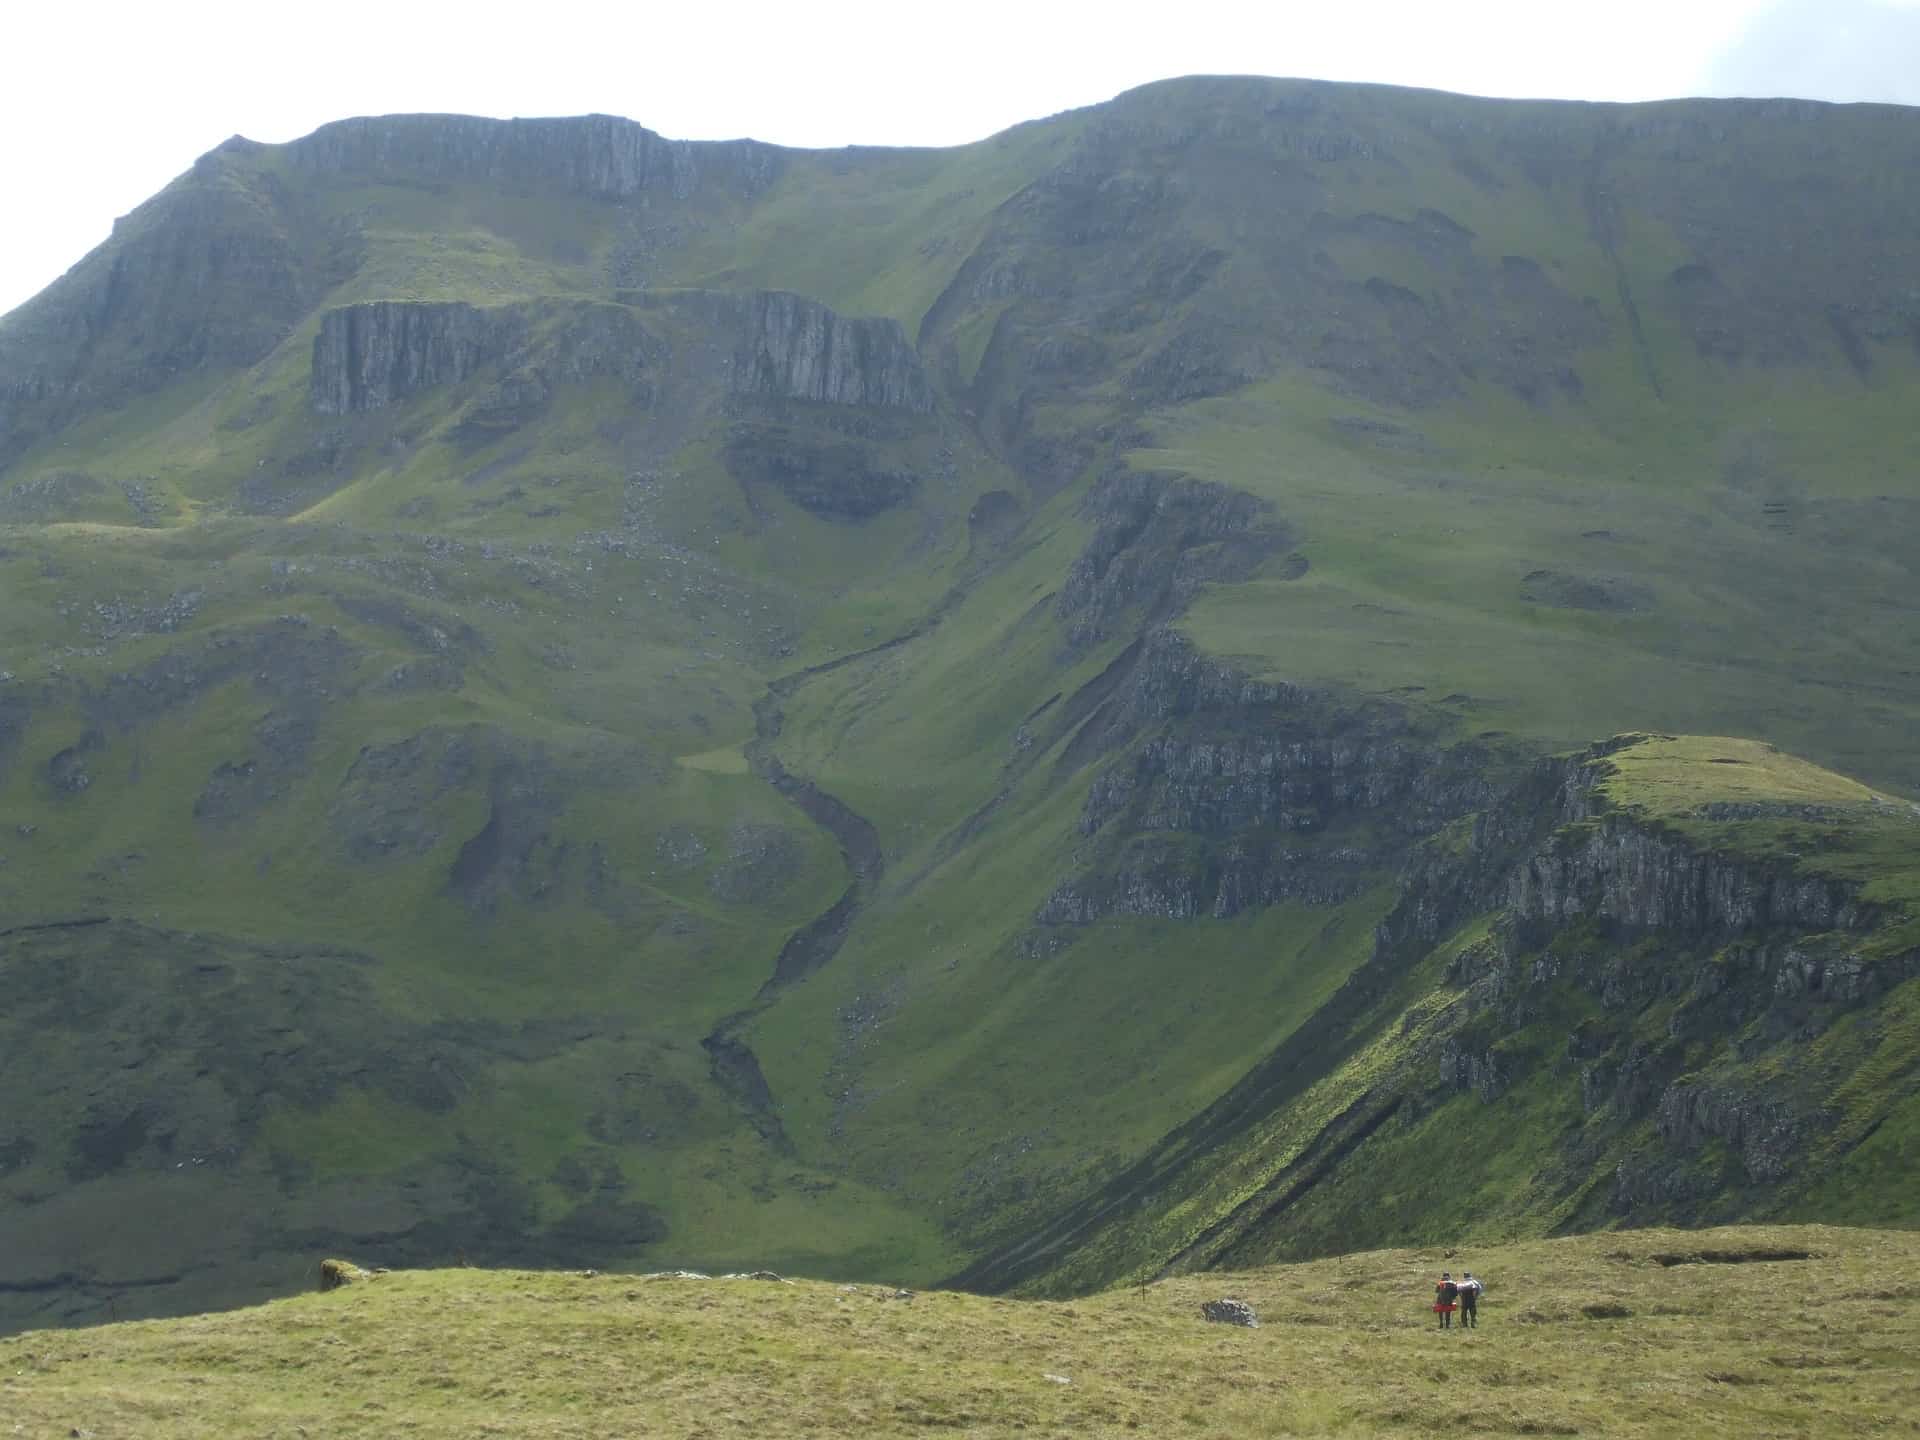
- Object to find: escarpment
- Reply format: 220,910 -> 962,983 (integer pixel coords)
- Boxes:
1508,814 -> 1869,939
1057,471 -> 1291,649
1037,636 -> 1506,925
311,302 -> 512,414
283,112 -> 785,201
733,290 -> 933,412
309,299 -> 659,414
962,732 -> 1917,1294
311,291 -> 932,420
642,289 -> 935,413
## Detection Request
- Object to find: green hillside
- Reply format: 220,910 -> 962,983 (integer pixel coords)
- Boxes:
2,77 -> 1919,1331
6,1226 -> 1915,1438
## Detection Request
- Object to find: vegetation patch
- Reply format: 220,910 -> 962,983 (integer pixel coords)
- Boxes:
1652,1248 -> 1816,1268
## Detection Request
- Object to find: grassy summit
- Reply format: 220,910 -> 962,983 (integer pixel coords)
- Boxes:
4,1226 -> 1911,1438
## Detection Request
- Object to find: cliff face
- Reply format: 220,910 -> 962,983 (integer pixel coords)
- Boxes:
311,302 -> 509,414
735,290 -> 933,412
960,733 -> 1920,1295
1037,632 -> 1503,925
1508,814 -> 1870,939
642,289 -> 934,413
1057,471 -> 1290,649
283,113 -> 785,202
308,291 -> 935,420
0,115 -> 791,469
309,299 -> 659,415
1008,460 -> 1492,927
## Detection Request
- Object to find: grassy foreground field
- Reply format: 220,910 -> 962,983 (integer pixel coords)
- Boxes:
3,1226 -> 1913,1438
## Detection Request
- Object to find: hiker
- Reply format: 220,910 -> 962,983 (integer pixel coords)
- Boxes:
1433,1272 -> 1459,1329
1458,1271 -> 1482,1328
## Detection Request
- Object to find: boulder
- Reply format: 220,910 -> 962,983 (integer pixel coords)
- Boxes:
1200,1298 -> 1260,1327
318,1258 -> 369,1292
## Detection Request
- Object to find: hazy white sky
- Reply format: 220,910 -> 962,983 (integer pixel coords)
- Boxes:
4,0 -> 1919,318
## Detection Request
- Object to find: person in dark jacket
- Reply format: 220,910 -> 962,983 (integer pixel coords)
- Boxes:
1458,1271 -> 1482,1328
1433,1272 -> 1459,1329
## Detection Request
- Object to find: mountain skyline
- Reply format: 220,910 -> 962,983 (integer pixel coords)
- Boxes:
8,1 -> 1920,316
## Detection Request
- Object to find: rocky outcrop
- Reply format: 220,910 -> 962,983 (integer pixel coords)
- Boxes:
1085,730 -> 1497,840
647,289 -> 933,412
732,291 -> 933,412
282,113 -> 784,202
1037,630 -> 1504,925
310,299 -> 657,415
298,288 -> 930,501
1508,815 -> 1869,940
1655,1080 -> 1806,1184
1058,471 -> 1290,649
318,1258 -> 374,1291
1437,1039 -> 1510,1102
1038,837 -> 1383,923
1199,1299 -> 1259,1326
972,719 -> 1915,1294
311,302 -> 509,414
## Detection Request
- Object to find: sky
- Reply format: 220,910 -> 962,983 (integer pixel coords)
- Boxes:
4,0 -> 1919,318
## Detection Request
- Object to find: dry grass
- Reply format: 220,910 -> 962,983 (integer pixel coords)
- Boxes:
4,1225 -> 1916,1437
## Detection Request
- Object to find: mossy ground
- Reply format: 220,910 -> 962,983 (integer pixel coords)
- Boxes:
4,1226 -> 1913,1438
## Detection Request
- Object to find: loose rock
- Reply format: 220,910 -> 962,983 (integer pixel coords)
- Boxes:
1200,1298 -> 1260,1327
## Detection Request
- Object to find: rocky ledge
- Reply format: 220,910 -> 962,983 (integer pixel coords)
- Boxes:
281,113 -> 785,202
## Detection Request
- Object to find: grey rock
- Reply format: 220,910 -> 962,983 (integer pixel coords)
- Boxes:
732,291 -> 933,412
1057,470 -> 1287,650
647,288 -> 934,412
1508,816 -> 1866,939
284,113 -> 784,203
1655,1080 -> 1806,1184
311,301 -> 506,414
310,298 -> 659,415
1200,1298 -> 1259,1326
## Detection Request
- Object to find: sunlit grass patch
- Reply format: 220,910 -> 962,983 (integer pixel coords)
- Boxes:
5,1225 -> 1916,1439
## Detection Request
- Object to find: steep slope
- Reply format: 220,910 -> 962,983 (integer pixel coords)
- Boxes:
954,734 -> 1920,1294
2,78 -> 1919,1331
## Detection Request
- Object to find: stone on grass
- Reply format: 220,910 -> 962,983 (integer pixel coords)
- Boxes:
1200,1298 -> 1259,1327
319,1259 -> 371,1292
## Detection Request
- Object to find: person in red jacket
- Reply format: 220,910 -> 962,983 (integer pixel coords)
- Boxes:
1433,1272 -> 1459,1329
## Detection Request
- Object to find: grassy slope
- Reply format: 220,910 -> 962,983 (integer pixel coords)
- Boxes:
727,79 -> 1920,1265
5,1226 -> 1916,1438
4,78 -> 1920,1323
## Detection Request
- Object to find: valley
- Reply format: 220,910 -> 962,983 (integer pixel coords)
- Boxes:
1,77 -> 1918,1332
